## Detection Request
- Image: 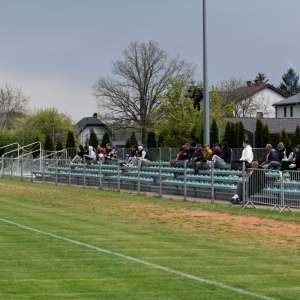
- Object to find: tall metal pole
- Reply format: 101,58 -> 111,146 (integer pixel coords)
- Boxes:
203,0 -> 209,145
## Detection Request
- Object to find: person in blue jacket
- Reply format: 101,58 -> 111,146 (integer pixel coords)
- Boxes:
261,144 -> 278,168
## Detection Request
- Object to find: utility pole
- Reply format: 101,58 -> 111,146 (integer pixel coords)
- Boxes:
203,0 -> 209,145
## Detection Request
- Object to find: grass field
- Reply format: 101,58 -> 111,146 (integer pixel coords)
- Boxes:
1,179 -> 300,299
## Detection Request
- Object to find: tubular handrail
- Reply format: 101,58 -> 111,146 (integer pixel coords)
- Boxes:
0,142 -> 21,151
3,141 -> 42,157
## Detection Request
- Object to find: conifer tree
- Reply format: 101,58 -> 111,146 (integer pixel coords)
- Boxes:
44,133 -> 54,152
125,137 -> 131,149
210,120 -> 219,146
261,124 -> 271,147
230,123 -> 236,148
158,134 -> 165,147
89,129 -> 98,150
147,132 -> 156,148
101,130 -> 111,148
280,129 -> 290,146
291,124 -> 300,148
56,139 -> 63,151
275,132 -> 281,148
130,131 -> 138,146
237,121 -> 245,148
254,119 -> 264,148
66,131 -> 76,149
222,122 -> 231,144
33,135 -> 40,158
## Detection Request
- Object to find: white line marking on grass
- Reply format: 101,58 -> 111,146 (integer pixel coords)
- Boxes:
0,218 -> 277,300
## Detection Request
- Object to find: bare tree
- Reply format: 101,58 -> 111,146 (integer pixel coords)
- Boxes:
0,82 -> 30,127
92,41 -> 196,144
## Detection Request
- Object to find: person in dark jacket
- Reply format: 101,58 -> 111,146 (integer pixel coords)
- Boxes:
265,142 -> 285,170
281,145 -> 300,171
187,144 -> 203,167
173,143 -> 196,167
71,145 -> 85,163
261,144 -> 278,168
125,146 -> 137,165
170,143 -> 185,167
209,142 -> 231,168
132,145 -> 151,166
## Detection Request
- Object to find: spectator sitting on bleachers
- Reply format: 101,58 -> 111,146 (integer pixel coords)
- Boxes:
170,143 -> 185,167
97,144 -> 106,164
132,145 -> 151,166
188,144 -> 203,168
206,143 -> 222,168
260,144 -> 278,168
265,142 -> 285,170
209,142 -> 231,168
71,145 -> 85,163
83,146 -> 96,162
191,142 -> 196,150
105,144 -> 118,161
280,145 -> 299,171
125,146 -> 137,166
173,143 -> 196,167
231,161 -> 264,205
197,144 -> 212,170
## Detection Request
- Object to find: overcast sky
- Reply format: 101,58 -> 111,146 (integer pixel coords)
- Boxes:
1,0 -> 300,122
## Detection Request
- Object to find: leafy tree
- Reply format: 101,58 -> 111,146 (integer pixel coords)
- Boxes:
230,123 -> 236,148
275,132 -> 281,148
125,137 -> 131,149
254,119 -> 264,148
147,132 -> 156,148
253,72 -> 269,84
151,80 -> 234,147
277,68 -> 300,96
222,122 -> 231,144
261,124 -> 271,147
89,129 -> 98,150
0,144 -> 5,156
101,130 -> 111,148
56,139 -> 63,151
210,120 -> 219,146
66,131 -> 76,149
280,129 -> 290,146
44,133 -> 54,152
236,121 -> 245,148
291,124 -> 300,148
129,131 -> 138,147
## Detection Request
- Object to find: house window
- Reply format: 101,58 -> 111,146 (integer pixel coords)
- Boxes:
96,128 -> 104,135
290,106 -> 293,117
256,112 -> 263,119
284,107 -> 287,117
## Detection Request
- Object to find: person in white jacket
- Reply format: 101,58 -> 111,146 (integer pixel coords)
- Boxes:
240,140 -> 253,163
83,146 -> 96,162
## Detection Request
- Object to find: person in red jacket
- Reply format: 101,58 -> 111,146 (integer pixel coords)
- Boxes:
170,143 -> 185,167
97,144 -> 106,164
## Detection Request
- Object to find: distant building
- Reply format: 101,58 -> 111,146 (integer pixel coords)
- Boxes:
76,113 -> 113,147
273,93 -> 300,118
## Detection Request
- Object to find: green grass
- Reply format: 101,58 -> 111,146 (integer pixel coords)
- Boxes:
0,179 -> 300,299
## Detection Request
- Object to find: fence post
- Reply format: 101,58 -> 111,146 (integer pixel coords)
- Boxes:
31,154 -> 33,183
42,157 -> 45,184
159,148 -> 162,197
122,148 -> 125,161
83,157 -> 86,189
211,161 -> 214,204
169,148 -> 172,162
242,161 -> 245,206
184,160 -> 187,201
21,153 -> 23,182
137,159 -> 141,195
280,171 -> 284,210
68,157 -> 71,186
117,160 -> 120,192
11,155 -> 13,180
55,155 -> 58,186
99,159 -> 102,189
253,122 -> 255,148
65,149 -> 68,164
1,155 -> 4,179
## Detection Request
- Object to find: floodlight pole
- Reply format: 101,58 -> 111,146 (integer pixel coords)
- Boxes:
203,0 -> 209,145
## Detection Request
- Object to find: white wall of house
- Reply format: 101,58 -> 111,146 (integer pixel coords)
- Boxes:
236,88 -> 286,118
80,127 -> 107,146
276,105 -> 300,118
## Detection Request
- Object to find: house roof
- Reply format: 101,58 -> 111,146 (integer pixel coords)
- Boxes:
273,93 -> 300,106
225,117 -> 300,134
76,113 -> 112,135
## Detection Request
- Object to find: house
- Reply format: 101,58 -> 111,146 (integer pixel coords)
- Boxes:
195,80 -> 289,118
273,93 -> 300,118
225,117 -> 300,147
76,113 -> 113,147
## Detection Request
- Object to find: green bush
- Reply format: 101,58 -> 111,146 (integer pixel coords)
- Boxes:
66,131 -> 76,149
89,129 -> 98,150
125,138 -> 131,149
280,129 -> 290,146
101,130 -> 111,148
44,133 -> 54,152
147,132 -> 156,148
56,139 -> 63,151
130,132 -> 138,146
261,125 -> 271,147
210,120 -> 219,146
254,119 -> 264,148
291,124 -> 300,148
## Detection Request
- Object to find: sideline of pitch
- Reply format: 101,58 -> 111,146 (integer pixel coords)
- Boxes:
0,217 -> 278,300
